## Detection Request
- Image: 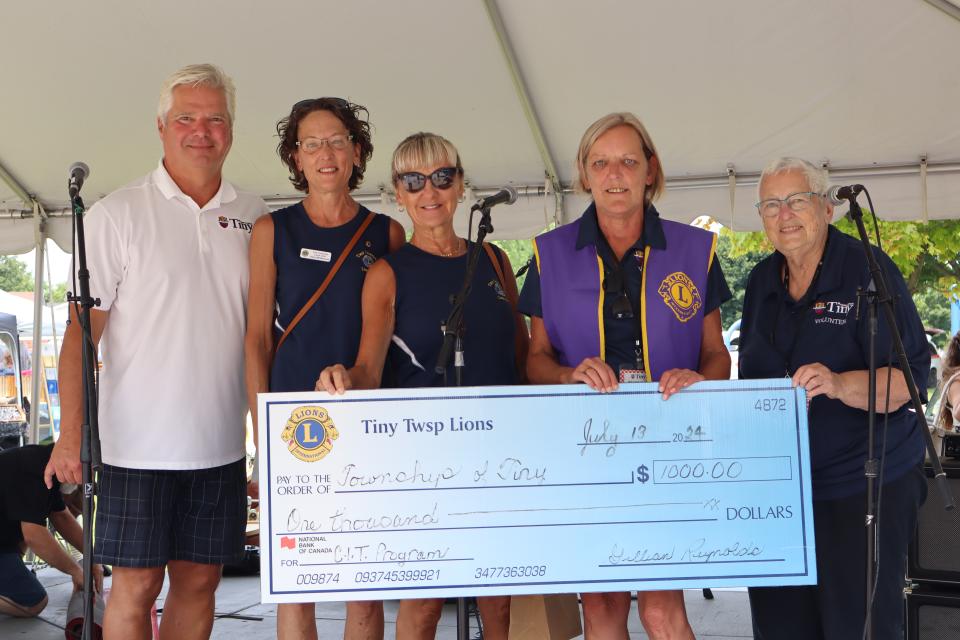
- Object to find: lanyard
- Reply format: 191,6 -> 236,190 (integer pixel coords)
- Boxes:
596,233 -> 646,371
768,250 -> 826,376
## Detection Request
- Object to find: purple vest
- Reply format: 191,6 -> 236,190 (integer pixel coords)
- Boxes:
534,213 -> 716,380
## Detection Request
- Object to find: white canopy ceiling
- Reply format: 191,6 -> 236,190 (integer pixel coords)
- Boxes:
1,0 -> 959,255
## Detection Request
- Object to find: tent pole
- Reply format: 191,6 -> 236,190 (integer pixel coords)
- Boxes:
30,202 -> 47,444
0,159 -> 33,205
45,249 -> 61,362
923,0 -> 960,21
481,0 -> 564,225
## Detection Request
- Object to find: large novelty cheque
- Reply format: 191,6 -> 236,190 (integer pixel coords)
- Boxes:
258,379 -> 815,602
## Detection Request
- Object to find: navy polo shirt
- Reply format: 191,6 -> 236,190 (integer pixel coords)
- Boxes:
738,225 -> 928,500
518,203 -> 731,370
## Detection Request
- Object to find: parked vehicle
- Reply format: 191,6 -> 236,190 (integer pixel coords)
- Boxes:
724,319 -> 741,380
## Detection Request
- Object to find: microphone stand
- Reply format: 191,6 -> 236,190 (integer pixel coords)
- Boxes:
435,203 -> 494,640
841,192 -> 953,640
68,189 -> 102,640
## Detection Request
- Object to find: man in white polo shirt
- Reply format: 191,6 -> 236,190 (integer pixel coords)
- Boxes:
45,63 -> 267,640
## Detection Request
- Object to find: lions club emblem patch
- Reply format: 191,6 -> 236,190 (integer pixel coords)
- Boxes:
281,406 -> 339,463
657,272 -> 702,323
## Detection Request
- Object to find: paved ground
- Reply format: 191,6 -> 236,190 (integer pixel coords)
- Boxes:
1,567 -> 754,638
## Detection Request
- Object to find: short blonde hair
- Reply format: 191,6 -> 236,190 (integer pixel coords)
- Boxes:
391,132 -> 463,184
157,63 -> 236,125
575,112 -> 664,206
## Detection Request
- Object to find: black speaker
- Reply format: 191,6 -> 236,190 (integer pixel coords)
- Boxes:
905,586 -> 960,639
908,459 -> 960,585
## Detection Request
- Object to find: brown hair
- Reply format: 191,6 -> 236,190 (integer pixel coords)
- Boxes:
276,98 -> 373,192
937,331 -> 960,429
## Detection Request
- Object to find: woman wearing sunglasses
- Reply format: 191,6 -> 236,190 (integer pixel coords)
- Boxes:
317,132 -> 528,640
517,112 -> 732,639
245,98 -> 404,640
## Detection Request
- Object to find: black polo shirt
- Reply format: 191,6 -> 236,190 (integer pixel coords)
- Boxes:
0,444 -> 64,553
519,203 -> 731,371
738,225 -> 928,500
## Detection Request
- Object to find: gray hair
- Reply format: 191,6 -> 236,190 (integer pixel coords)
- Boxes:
758,157 -> 829,198
157,63 -> 236,125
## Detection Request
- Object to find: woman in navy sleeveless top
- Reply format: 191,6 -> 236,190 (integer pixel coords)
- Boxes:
382,240 -> 516,387
245,98 -> 403,640
317,133 -> 528,640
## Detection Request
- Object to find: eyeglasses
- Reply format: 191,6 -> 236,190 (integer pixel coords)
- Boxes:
755,192 -> 821,218
396,167 -> 461,193
296,134 -> 353,154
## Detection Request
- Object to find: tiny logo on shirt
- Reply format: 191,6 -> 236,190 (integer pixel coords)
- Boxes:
487,279 -> 508,302
658,272 -> 702,323
281,406 -> 339,463
217,216 -> 252,233
814,300 -> 853,326
355,250 -> 377,271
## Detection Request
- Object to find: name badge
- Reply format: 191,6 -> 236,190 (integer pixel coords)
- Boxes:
300,248 -> 332,262
619,366 -> 646,383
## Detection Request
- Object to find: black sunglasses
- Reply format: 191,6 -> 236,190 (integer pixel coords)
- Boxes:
603,270 -> 634,319
396,167 -> 461,193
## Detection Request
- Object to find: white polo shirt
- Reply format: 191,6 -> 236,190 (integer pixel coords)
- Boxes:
76,162 -> 268,469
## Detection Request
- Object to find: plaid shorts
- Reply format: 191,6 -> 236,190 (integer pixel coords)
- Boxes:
93,459 -> 246,567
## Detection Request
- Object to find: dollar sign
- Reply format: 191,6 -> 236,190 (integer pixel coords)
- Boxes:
636,465 -> 650,484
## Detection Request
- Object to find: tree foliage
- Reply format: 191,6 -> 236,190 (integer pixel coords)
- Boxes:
492,238 -> 536,291
715,216 -> 960,333
0,256 -> 34,292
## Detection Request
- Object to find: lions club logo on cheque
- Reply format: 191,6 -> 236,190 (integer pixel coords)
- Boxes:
281,406 -> 339,462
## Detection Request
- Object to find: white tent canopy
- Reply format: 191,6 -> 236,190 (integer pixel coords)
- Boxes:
2,0 -> 959,257
2,0 -> 958,442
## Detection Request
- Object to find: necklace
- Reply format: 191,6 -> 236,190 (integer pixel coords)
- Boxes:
439,238 -> 464,257
414,234 -> 463,257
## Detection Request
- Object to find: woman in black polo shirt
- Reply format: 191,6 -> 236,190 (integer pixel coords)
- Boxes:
739,157 -> 929,640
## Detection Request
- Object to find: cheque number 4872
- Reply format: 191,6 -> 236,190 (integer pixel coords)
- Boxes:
754,398 -> 786,411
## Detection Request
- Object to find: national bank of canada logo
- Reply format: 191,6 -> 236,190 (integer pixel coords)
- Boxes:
281,406 -> 339,462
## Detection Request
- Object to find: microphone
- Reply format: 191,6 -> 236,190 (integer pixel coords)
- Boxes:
68,162 -> 90,199
473,185 -> 518,210
826,183 -> 864,205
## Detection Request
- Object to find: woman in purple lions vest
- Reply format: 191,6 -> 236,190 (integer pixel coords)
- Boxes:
518,112 -> 732,639
245,98 -> 405,640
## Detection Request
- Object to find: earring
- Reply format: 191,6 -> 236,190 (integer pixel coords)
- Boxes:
397,205 -> 405,213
